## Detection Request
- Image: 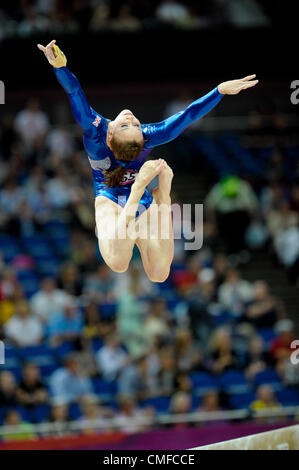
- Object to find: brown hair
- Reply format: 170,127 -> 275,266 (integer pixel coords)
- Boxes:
103,137 -> 144,187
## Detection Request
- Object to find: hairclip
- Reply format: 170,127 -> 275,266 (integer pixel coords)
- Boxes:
117,160 -> 129,168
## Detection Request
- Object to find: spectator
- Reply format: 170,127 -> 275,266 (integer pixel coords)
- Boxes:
77,395 -> 113,434
30,277 -> 71,323
4,299 -> 44,347
198,391 -> 228,425
274,224 -> 299,285
49,354 -> 93,404
0,178 -> 25,218
57,262 -> 82,296
223,0 -> 270,28
244,335 -> 271,381
186,269 -> 215,348
47,124 -> 74,161
16,363 -> 48,409
244,281 -> 285,328
218,268 -> 254,318
144,298 -> 171,347
46,296 -> 83,347
156,0 -> 189,26
117,356 -> 149,400
114,260 -> 158,299
174,372 -> 193,394
2,410 -> 36,441
14,98 -> 49,147
83,263 -> 116,303
250,384 -> 280,412
276,357 -> 299,388
270,320 -> 295,364
205,175 -> 258,255
82,302 -> 115,342
116,287 -> 149,358
111,4 -> 141,31
0,371 -> 18,407
96,334 -> 128,382
156,348 -> 177,395
170,391 -> 192,414
48,399 -> 71,436
114,395 -> 153,434
207,327 -> 240,374
89,4 -> 111,31
199,391 -> 222,413
174,328 -> 203,373
45,169 -> 74,210
266,200 -> 299,239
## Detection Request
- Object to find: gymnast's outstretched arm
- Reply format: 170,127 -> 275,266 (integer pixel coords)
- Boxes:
144,75 -> 258,148
37,40 -> 101,136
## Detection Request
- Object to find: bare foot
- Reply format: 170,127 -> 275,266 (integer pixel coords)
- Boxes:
134,159 -> 164,190
153,161 -> 173,204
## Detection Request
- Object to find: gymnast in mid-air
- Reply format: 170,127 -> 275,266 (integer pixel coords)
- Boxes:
37,40 -> 258,282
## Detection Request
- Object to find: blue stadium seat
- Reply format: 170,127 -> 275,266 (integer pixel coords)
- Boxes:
1,347 -> 22,379
258,328 -> 277,347
190,372 -> 219,395
44,221 -> 69,239
219,370 -> 250,394
16,270 -> 40,298
91,338 -> 104,353
276,388 -> 299,406
191,395 -> 201,410
51,341 -> 76,361
23,234 -> 53,257
34,256 -> 60,277
254,369 -> 282,388
0,406 -> 29,423
229,391 -> 256,409
18,345 -> 58,377
100,304 -> 116,319
14,406 -> 29,421
92,378 -> 117,400
43,221 -> 70,258
106,399 -> 119,411
140,396 -> 171,414
0,235 -> 21,262
27,404 -> 51,423
69,402 -> 82,420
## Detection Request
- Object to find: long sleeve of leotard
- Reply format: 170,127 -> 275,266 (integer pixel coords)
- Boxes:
53,66 -> 101,136
144,87 -> 223,148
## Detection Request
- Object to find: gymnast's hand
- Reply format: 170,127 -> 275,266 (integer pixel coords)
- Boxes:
218,75 -> 258,95
37,40 -> 67,68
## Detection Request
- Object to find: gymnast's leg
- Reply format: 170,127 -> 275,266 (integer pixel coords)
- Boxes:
95,159 -> 165,273
136,162 -> 174,282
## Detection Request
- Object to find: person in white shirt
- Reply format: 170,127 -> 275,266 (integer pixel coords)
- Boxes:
218,268 -> 254,317
4,299 -> 44,347
30,277 -> 71,323
96,335 -> 128,382
14,98 -> 49,147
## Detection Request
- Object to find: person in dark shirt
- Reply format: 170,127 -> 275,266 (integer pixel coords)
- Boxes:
16,363 -> 48,408
0,371 -> 18,407
208,327 -> 240,374
244,280 -> 285,328
244,335 -> 273,381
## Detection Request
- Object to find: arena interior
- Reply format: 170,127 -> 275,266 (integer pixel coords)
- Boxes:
0,0 -> 298,450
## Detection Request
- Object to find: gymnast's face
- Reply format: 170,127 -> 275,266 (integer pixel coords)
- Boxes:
108,109 -> 143,145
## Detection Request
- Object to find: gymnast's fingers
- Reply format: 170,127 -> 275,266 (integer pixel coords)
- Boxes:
242,80 -> 259,89
37,44 -> 46,53
241,74 -> 256,81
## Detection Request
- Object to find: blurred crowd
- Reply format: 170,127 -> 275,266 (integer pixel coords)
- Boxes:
0,0 -> 273,39
0,88 -> 298,439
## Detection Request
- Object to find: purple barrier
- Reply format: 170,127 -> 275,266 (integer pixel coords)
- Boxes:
79,421 -> 294,450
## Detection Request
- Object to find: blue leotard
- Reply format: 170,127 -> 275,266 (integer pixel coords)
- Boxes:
54,67 -> 223,214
